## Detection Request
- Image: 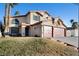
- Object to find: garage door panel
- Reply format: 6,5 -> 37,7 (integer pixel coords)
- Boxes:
43,26 -> 52,38
53,28 -> 64,37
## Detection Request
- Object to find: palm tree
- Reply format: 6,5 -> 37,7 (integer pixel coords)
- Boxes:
4,3 -> 18,33
70,19 -> 78,29
70,19 -> 74,24
14,11 -> 20,16
72,22 -> 78,29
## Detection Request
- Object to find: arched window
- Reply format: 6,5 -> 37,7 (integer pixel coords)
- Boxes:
12,19 -> 19,25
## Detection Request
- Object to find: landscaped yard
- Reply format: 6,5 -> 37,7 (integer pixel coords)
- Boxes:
0,37 -> 78,56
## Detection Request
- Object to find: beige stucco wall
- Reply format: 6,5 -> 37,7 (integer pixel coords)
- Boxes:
54,17 -> 66,28
66,29 -> 78,37
9,17 -> 25,27
8,12 -> 52,26
42,20 -> 53,26
67,30 -> 71,37
37,11 -> 49,18
9,14 -> 30,27
75,29 -> 78,36
8,15 -> 31,36
25,13 -> 31,24
30,11 -> 50,24
30,12 -> 41,24
21,26 -> 26,36
29,24 -> 41,37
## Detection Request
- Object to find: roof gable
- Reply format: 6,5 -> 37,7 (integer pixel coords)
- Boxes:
54,17 -> 67,28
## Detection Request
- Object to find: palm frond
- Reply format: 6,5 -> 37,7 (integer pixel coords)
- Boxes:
15,11 -> 20,16
10,3 -> 18,8
72,22 -> 78,29
70,19 -> 74,24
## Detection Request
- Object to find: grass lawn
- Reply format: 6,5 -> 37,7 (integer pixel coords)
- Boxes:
0,37 -> 78,56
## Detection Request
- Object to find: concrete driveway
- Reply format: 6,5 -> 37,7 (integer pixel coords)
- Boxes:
52,36 -> 78,47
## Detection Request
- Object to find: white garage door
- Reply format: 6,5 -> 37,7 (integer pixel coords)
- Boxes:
53,28 -> 64,37
43,26 -> 52,38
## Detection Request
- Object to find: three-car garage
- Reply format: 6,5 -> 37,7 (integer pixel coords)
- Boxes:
42,25 -> 66,38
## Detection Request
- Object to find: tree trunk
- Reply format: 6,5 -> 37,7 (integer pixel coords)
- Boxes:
4,3 -> 11,33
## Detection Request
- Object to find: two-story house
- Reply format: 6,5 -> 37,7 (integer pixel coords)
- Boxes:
4,11 -> 66,38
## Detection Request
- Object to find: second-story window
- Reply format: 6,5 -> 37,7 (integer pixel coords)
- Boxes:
33,15 -> 40,21
12,19 -> 19,25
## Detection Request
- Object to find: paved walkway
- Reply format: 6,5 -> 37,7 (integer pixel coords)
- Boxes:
52,36 -> 78,47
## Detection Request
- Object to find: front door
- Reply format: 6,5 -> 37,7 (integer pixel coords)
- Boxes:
25,27 -> 29,36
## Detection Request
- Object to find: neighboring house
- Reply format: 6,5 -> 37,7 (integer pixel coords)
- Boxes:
67,27 -> 78,37
4,11 -> 66,38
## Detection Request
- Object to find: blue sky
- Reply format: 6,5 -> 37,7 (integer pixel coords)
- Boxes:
0,3 -> 78,27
